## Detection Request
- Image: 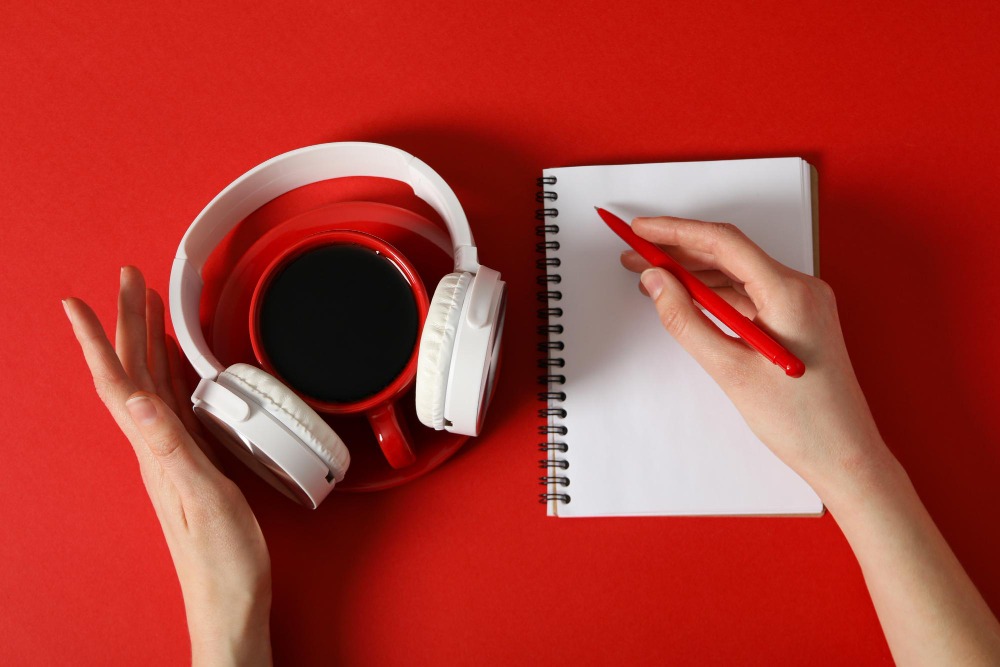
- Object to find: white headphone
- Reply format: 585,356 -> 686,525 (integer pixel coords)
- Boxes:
168,142 -> 507,508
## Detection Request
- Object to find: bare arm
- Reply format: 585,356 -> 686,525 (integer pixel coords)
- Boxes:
828,461 -> 1000,666
622,216 -> 1000,666
65,267 -> 272,667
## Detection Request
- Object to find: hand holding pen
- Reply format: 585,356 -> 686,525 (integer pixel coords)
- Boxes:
598,207 -> 805,377
611,212 -> 884,499
616,213 -> 1000,665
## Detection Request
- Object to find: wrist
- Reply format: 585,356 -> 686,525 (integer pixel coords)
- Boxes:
188,587 -> 272,667
190,614 -> 271,667
809,438 -> 911,520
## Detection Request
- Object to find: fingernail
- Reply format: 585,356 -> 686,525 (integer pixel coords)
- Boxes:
61,299 -> 71,321
640,269 -> 664,299
125,396 -> 158,425
120,266 -> 127,285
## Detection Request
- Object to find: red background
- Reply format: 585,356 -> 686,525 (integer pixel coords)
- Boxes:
2,1 -> 998,664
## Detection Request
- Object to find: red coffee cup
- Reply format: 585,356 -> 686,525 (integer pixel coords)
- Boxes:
250,230 -> 428,468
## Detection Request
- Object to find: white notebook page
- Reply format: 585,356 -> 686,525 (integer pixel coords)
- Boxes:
543,158 -> 822,517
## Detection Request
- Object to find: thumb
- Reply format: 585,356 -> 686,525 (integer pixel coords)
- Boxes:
640,268 -> 753,377
124,392 -> 223,496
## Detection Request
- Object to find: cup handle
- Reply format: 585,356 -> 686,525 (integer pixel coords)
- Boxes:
367,402 -> 418,469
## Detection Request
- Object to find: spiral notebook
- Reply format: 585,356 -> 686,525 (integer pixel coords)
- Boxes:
536,158 -> 823,517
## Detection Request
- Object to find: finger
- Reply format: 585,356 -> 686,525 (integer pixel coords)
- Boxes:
631,217 -> 787,291
64,298 -> 152,463
620,247 -> 719,274
638,278 -> 757,318
700,287 -> 758,319
639,268 -> 756,380
166,336 -> 202,435
65,298 -> 139,414
692,270 -> 741,289
634,267 -> 746,294
146,288 -> 179,414
693,271 -> 751,298
620,249 -> 746,291
124,391 -> 226,499
116,267 -> 155,392
65,298 -> 174,522
166,336 -> 225,470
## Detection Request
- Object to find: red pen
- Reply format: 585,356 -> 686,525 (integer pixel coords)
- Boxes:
596,207 -> 806,378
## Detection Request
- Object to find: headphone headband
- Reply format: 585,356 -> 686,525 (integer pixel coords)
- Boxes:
170,142 -> 480,379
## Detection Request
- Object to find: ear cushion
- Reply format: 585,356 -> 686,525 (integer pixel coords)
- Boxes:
220,363 -> 350,481
415,272 -> 471,429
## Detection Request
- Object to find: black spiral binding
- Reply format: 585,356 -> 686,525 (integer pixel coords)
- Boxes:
536,175 -> 570,506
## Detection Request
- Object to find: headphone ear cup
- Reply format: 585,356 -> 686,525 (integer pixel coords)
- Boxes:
220,363 -> 350,479
415,272 -> 471,429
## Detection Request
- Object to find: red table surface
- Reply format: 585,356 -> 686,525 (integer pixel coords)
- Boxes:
2,1 -> 998,665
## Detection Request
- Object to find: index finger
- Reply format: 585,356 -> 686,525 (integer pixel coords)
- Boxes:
64,298 -> 149,463
66,298 -> 139,407
631,217 -> 787,291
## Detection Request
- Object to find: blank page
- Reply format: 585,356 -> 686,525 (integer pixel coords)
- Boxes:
541,158 -> 822,517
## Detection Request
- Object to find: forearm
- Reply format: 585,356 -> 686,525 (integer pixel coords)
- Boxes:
822,447 -> 1000,666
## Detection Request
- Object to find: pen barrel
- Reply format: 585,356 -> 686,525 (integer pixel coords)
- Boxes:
595,207 -> 805,378
682,276 -> 804,377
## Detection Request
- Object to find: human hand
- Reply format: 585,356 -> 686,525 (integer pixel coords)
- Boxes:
626,218 -> 1000,665
620,217 -> 898,509
64,267 -> 272,667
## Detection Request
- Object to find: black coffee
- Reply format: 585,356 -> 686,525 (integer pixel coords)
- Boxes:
258,244 -> 420,404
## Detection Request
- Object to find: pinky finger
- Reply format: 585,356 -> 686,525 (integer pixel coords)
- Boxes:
638,281 -> 757,318
692,271 -> 750,298
166,337 -> 225,470
166,336 -> 204,437
695,287 -> 758,319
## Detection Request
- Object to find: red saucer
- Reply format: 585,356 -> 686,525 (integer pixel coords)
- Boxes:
200,197 -> 470,492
